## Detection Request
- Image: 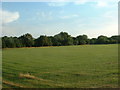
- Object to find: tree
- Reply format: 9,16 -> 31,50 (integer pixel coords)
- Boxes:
2,33 -> 120,48
109,35 -> 120,44
73,37 -> 79,45
53,32 -> 73,46
76,35 -> 88,45
0,38 -> 2,49
2,36 -> 16,48
90,38 -> 97,44
2,37 -> 6,48
34,35 -> 52,47
13,37 -> 22,48
19,33 -> 34,47
96,35 -> 109,44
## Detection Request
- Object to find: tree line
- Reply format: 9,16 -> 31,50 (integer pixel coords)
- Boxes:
2,32 -> 120,48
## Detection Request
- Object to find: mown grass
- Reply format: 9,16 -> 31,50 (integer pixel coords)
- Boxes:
2,44 -> 119,88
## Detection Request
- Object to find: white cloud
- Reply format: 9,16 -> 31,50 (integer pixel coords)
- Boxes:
47,0 -> 119,7
70,21 -> 118,38
3,0 -> 119,3
0,10 -> 20,24
35,11 -> 53,21
48,2 -> 67,7
60,14 -> 79,19
75,15 -> 118,38
103,11 -> 118,19
74,0 -> 119,7
74,0 -> 88,5
41,12 -> 46,17
96,1 -> 108,7
87,22 -> 118,38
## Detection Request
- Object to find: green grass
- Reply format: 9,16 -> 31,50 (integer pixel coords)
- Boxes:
2,44 -> 119,88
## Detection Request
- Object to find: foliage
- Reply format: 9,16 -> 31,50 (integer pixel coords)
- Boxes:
1,32 -> 120,48
19,33 -> 34,47
53,32 -> 73,46
76,35 -> 88,45
34,35 -> 52,47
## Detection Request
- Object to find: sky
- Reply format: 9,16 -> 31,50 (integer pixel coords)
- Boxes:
1,0 -> 119,38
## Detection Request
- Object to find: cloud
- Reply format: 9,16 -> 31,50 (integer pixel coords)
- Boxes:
74,0 -> 118,7
60,14 -> 79,19
47,0 -> 118,7
35,11 -> 53,21
48,2 -> 67,7
87,22 -> 118,38
76,14 -> 118,38
103,11 -> 118,19
0,10 -> 20,24
74,0 -> 88,5
74,0 -> 119,8
71,19 -> 118,38
96,1 -> 108,7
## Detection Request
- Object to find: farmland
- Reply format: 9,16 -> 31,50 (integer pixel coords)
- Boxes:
2,44 -> 118,88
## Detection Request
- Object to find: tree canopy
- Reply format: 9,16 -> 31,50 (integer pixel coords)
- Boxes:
1,32 -> 120,48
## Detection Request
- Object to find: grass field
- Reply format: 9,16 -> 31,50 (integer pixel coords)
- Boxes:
2,44 -> 119,88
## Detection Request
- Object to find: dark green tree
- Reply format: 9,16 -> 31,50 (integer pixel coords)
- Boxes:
2,33 -> 120,48
19,33 -> 34,47
96,35 -> 109,44
34,35 -> 52,46
13,37 -> 22,48
109,35 -> 120,44
73,37 -> 79,45
53,32 -> 73,46
76,35 -> 88,45
2,36 -> 16,48
90,38 -> 97,44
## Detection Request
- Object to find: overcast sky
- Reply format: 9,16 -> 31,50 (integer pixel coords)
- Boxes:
1,0 -> 119,38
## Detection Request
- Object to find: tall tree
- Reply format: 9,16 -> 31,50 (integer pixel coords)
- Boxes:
109,35 -> 120,44
2,36 -> 16,48
19,33 -> 34,47
34,35 -> 52,46
13,37 -> 22,48
2,33 -> 120,48
73,37 -> 79,45
96,35 -> 109,44
76,35 -> 88,45
53,32 -> 73,46
90,38 -> 97,44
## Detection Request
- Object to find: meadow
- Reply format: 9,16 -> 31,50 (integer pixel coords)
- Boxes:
2,44 -> 119,88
